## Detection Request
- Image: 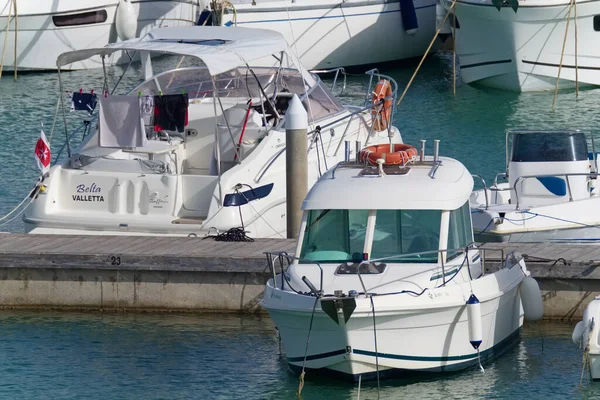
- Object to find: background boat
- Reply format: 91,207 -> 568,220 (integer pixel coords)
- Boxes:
203,0 -> 438,70
0,0 -> 201,71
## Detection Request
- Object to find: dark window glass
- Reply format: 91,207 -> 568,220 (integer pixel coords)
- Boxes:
52,10 -> 108,27
511,132 -> 588,162
594,15 -> 600,31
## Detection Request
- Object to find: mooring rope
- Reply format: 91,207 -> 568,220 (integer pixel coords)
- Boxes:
297,296 -> 320,398
0,182 -> 40,227
201,227 -> 254,242
397,0 -> 457,107
552,0 -> 575,110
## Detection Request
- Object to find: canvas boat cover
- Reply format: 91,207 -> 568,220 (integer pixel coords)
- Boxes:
57,26 -> 312,82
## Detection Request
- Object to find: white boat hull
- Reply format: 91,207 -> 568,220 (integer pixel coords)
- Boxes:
218,0 -> 438,69
470,188 -> 600,243
0,0 -> 199,71
446,0 -> 600,91
263,262 -> 526,378
574,297 -> 600,380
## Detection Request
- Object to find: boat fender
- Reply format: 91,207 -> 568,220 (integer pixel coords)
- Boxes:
116,0 -> 138,41
436,0 -> 452,42
572,320 -> 585,347
467,294 -> 482,350
519,276 -> 543,321
400,0 -> 419,35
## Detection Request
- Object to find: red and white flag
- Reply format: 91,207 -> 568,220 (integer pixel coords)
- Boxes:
35,128 -> 51,175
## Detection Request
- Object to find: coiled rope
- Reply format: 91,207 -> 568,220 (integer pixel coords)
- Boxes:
201,227 -> 254,242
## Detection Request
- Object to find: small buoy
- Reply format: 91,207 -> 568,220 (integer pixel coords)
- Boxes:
467,294 -> 482,350
115,0 -> 138,41
519,276 -> 544,321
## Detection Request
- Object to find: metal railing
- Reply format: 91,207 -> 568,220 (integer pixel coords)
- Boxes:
476,172 -> 598,210
310,67 -> 347,95
264,245 -> 517,296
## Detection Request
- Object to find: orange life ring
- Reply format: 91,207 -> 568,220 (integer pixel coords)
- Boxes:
371,79 -> 393,131
360,143 -> 418,166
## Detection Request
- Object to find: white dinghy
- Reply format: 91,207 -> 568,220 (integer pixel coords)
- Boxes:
201,0 -> 438,70
23,26 -> 402,238
262,141 -> 543,380
470,130 -> 600,243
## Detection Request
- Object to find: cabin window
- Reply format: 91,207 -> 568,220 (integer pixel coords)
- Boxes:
511,132 -> 588,162
370,210 -> 442,263
447,202 -> 473,260
52,10 -> 108,27
300,209 -> 369,263
594,16 -> 600,31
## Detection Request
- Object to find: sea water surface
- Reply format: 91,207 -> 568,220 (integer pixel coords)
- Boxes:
0,312 -> 594,400
0,53 -> 599,398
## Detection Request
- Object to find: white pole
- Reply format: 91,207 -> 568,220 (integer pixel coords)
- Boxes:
286,94 -> 308,239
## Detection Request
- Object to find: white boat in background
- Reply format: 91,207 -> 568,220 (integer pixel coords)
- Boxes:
470,130 -> 600,242
574,297 -> 600,380
442,0 -> 600,91
23,26 -> 403,237
0,0 -> 200,71
262,141 -> 543,379
201,0 -> 438,70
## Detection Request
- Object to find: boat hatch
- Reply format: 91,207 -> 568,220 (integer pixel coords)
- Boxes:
335,262 -> 386,275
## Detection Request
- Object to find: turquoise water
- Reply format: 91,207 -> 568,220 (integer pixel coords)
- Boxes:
1,52 -> 600,231
0,312 -> 593,399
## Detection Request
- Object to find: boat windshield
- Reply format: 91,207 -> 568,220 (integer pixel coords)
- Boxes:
132,66 -> 343,122
299,209 -> 443,264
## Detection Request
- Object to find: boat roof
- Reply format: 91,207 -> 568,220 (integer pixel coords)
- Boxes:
57,26 -> 303,78
302,156 -> 474,211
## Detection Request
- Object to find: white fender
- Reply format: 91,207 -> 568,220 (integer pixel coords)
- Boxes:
116,0 -> 138,41
436,2 -> 452,36
519,276 -> 543,321
467,294 -> 482,349
573,320 -> 585,347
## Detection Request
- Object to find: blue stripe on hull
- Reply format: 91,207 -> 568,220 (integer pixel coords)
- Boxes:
286,327 -> 522,381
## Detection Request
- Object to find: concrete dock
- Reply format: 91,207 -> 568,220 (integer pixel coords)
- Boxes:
0,232 -> 599,319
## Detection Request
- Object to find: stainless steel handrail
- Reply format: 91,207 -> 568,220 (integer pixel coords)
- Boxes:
310,67 -> 347,95
471,174 -> 489,210
512,172 -> 598,210
265,244 -> 515,293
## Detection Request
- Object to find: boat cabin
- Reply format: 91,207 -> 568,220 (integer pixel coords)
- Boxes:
504,130 -> 596,207
295,150 -> 475,267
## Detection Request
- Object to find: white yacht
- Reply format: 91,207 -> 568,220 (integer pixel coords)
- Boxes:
442,0 -> 600,91
0,0 -> 200,71
23,26 -> 403,237
202,0 -> 438,70
262,142 -> 543,379
470,130 -> 600,242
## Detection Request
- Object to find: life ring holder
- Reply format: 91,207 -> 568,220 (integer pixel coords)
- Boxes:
360,143 -> 418,166
371,79 -> 393,131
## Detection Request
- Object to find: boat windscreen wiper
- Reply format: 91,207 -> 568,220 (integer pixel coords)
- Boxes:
307,209 -> 331,230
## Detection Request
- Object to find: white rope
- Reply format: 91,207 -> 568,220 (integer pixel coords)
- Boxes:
0,183 -> 40,225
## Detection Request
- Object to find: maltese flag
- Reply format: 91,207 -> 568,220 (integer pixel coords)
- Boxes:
35,128 -> 51,174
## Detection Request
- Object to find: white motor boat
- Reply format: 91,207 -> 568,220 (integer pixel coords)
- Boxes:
23,26 -> 403,237
201,0 -> 438,70
262,141 -> 543,379
0,0 -> 200,71
441,0 -> 600,91
574,297 -> 600,380
470,130 -> 600,242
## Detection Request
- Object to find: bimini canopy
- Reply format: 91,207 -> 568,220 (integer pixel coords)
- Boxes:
56,26 -> 308,78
